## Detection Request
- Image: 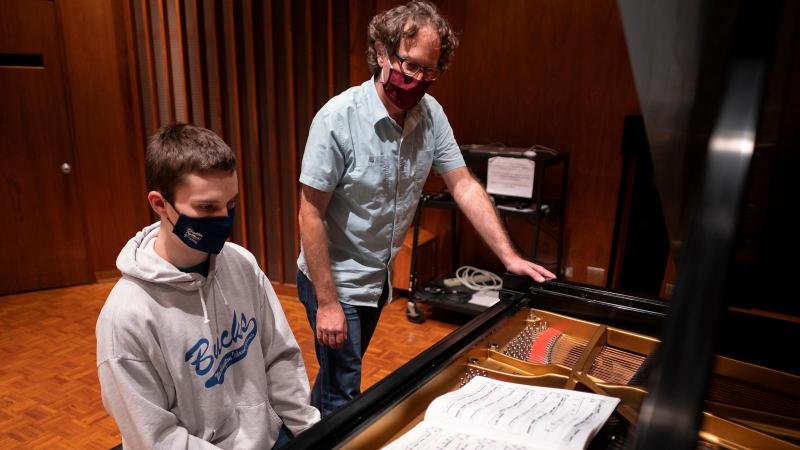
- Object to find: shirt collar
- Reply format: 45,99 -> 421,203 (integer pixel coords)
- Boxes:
363,78 -> 390,126
363,77 -> 424,135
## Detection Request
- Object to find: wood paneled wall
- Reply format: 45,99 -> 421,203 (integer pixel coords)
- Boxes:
122,0 -> 639,288
453,0 -> 640,284
56,1 -> 150,281
1,0 -> 148,293
4,1 -> 640,292
127,0 -> 350,285
351,0 -> 641,284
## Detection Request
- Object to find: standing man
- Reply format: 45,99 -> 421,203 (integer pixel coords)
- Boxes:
297,0 -> 555,416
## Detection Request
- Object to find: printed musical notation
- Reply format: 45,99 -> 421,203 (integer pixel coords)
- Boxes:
383,376 -> 619,450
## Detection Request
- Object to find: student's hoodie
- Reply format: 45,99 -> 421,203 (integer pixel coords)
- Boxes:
96,223 -> 320,449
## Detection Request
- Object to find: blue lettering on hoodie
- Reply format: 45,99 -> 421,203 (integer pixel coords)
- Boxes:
184,310 -> 258,388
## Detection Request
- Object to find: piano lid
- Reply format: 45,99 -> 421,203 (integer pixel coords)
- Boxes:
617,1 -> 796,449
617,0 -> 743,255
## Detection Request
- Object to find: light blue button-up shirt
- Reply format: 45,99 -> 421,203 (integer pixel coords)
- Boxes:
297,79 -> 465,307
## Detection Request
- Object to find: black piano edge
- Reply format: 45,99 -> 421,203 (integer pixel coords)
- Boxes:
504,273 -> 668,336
285,276 -> 668,449
283,291 -> 528,449
285,275 -> 799,449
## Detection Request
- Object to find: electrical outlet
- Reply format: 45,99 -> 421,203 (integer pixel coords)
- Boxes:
563,266 -> 574,278
586,266 -> 606,286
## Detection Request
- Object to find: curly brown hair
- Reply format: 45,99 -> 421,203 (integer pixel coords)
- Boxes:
367,0 -> 459,77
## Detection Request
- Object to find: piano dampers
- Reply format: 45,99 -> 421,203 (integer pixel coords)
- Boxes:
587,346 -> 646,385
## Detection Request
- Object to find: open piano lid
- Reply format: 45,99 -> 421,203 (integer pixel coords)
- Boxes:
618,0 -> 799,449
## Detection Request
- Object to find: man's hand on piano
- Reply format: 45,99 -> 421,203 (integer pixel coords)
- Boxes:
504,254 -> 556,283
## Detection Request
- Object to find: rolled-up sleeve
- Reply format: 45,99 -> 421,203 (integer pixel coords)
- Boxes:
299,110 -> 347,192
431,106 -> 465,175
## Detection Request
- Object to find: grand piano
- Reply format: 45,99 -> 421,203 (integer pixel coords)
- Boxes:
286,0 -> 800,448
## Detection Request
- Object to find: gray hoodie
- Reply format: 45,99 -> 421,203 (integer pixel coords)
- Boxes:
96,223 -> 320,449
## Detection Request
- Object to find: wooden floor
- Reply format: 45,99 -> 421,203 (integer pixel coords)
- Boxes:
0,281 -> 462,449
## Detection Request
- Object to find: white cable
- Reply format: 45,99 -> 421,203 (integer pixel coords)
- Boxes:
455,265 -> 503,292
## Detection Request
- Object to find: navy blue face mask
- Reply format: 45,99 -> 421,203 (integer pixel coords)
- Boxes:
166,202 -> 235,255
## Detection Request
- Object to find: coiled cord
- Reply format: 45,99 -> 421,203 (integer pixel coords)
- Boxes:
455,266 -> 503,292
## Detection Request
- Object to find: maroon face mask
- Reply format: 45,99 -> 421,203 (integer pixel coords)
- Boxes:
382,67 -> 432,111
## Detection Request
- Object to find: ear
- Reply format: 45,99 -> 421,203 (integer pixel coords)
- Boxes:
147,191 -> 169,217
374,42 -> 389,67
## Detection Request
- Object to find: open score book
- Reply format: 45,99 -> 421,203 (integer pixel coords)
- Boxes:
383,376 -> 620,450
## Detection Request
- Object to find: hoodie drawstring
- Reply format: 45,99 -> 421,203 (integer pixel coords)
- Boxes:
199,287 -> 210,324
213,277 -> 230,306
199,276 -> 229,324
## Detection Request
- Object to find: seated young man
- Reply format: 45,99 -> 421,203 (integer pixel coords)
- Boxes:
96,123 -> 319,449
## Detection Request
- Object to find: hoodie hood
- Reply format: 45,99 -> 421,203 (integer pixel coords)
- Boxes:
117,222 -> 214,292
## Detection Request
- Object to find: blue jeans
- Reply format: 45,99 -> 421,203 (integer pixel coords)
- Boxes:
296,270 -> 386,417
271,424 -> 293,449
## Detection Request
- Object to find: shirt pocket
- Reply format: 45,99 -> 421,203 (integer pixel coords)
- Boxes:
346,153 -> 388,207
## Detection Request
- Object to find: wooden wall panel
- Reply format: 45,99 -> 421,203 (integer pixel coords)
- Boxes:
127,0 -> 350,286
348,0 -> 374,82
131,0 -> 158,133
56,0 -> 149,280
239,0 -> 265,265
349,0 -> 641,284
125,0 -> 638,288
451,0 -> 639,284
0,0 -> 94,294
219,0 -> 245,246
273,0 -> 298,283
253,0 -> 283,282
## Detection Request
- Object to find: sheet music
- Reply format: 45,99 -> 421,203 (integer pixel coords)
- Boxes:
383,376 -> 619,450
383,422 -> 532,450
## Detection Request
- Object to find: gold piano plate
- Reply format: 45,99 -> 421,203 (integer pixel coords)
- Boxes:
342,307 -> 800,450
